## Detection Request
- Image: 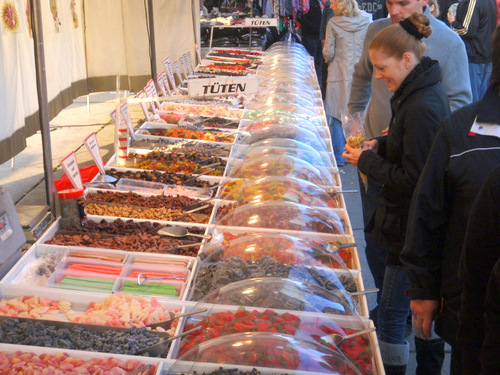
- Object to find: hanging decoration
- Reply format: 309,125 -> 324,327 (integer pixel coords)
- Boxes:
49,0 -> 61,32
2,1 -> 20,33
25,0 -> 32,37
70,0 -> 78,28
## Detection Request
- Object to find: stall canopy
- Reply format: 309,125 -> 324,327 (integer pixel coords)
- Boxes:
0,0 -> 200,165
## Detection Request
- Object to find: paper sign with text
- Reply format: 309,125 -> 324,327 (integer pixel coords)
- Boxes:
194,43 -> 202,64
187,51 -> 196,71
61,152 -> 83,190
188,76 -> 259,97
244,18 -> 278,27
162,56 -> 177,88
173,60 -> 184,82
159,72 -> 172,95
84,133 -> 105,175
136,90 -> 151,120
120,103 -> 136,139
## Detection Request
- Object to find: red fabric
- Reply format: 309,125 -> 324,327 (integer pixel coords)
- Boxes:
54,164 -> 99,191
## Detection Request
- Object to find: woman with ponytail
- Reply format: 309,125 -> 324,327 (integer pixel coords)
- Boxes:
343,13 -> 450,375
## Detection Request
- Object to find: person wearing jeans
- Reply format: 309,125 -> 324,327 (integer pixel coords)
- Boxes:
343,13 -> 450,374
322,0 -> 372,166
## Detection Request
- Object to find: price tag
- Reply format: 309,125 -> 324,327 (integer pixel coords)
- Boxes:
173,60 -> 183,82
157,73 -> 168,97
159,72 -> 172,95
61,152 -> 83,190
120,103 -> 136,139
162,56 -> 177,89
136,90 -> 151,121
84,132 -> 106,175
178,56 -> 189,79
187,51 -> 196,72
194,43 -> 202,64
143,84 -> 158,113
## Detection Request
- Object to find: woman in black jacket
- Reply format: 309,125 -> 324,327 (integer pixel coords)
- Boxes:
400,25 -> 500,375
343,13 -> 450,375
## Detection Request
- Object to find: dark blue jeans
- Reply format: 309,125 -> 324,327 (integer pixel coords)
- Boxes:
358,173 -> 387,309
469,62 -> 492,102
328,117 -> 346,166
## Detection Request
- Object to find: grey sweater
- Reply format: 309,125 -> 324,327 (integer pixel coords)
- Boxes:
348,7 -> 472,139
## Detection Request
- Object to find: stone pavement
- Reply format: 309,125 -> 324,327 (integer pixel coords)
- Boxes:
0,92 -> 451,374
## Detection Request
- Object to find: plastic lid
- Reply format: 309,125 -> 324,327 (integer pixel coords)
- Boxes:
57,188 -> 85,199
174,331 -> 363,374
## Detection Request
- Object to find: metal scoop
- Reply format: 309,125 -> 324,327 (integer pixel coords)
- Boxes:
173,204 -> 211,222
145,308 -> 207,330
157,226 -> 211,239
182,198 -> 217,212
349,288 -> 379,296
319,327 -> 376,346
183,164 -> 221,186
137,273 -> 186,285
136,326 -> 202,356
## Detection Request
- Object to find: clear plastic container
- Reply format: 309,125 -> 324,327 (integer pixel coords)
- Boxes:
219,176 -> 340,208
226,154 -> 335,186
58,188 -> 88,230
199,232 -> 349,270
237,122 -> 328,151
215,201 -> 345,235
173,331 -> 363,374
199,277 -> 356,315
115,178 -> 165,195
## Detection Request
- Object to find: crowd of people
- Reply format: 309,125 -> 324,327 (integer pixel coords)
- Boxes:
296,0 -> 500,374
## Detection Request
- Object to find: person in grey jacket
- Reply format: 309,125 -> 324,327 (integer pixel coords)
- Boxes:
323,0 -> 372,166
345,0 -> 471,355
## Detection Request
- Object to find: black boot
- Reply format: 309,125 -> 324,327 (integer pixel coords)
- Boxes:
384,365 -> 407,375
415,337 -> 445,375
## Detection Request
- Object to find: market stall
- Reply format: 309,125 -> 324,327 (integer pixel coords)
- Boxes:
0,40 -> 383,375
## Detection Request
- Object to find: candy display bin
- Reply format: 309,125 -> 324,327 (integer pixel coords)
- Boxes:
170,305 -> 382,374
0,343 -> 166,374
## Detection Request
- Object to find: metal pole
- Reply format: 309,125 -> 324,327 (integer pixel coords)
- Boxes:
30,0 -> 56,214
147,0 -> 158,87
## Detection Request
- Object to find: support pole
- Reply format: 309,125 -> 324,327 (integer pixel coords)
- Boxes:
147,0 -> 158,87
31,0 -> 56,214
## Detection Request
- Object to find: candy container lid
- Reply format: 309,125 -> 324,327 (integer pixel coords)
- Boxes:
219,176 -> 339,208
172,331 -> 364,374
236,124 -> 328,153
257,86 -> 322,106
215,201 -> 345,235
242,111 -> 328,139
230,138 -> 334,167
199,231 -> 350,270
226,154 -> 335,186
199,277 -> 358,315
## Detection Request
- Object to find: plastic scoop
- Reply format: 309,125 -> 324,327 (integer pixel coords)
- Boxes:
137,273 -> 186,285
145,307 -> 207,330
319,327 -> 376,346
127,364 -> 152,375
157,226 -> 211,239
136,326 -> 202,356
182,198 -> 217,212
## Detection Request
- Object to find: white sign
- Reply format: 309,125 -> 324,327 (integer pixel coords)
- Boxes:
84,133 -> 106,175
120,103 -> 136,139
136,90 -> 150,121
143,83 -> 158,113
194,43 -> 202,64
162,56 -> 177,89
157,73 -> 168,97
187,51 -> 196,71
61,152 -> 83,190
178,55 -> 189,79
159,72 -> 172,95
188,76 -> 260,98
244,18 -> 278,27
173,60 -> 183,82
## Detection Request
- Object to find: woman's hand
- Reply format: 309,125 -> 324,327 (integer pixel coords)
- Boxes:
411,299 -> 440,339
343,140 -> 378,167
447,11 -> 455,24
381,127 -> 389,136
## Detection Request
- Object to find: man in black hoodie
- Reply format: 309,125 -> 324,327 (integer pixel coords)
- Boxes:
448,0 -> 497,101
298,0 -> 324,85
